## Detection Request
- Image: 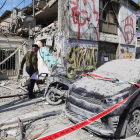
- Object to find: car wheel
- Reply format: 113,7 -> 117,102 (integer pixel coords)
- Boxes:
125,110 -> 140,138
46,87 -> 62,105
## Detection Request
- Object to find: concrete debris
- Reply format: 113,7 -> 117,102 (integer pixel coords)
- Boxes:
0,122 -> 29,130
0,83 -> 103,140
0,130 -> 7,137
0,85 -> 14,90
6,129 -> 19,137
18,118 -> 24,140
20,79 -> 29,87
0,109 -> 62,127
25,124 -> 35,131
0,91 -> 40,99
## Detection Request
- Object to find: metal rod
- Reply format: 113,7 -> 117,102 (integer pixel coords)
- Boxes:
11,0 -> 25,11
33,0 -> 35,17
28,23 -> 30,45
99,1 -> 109,16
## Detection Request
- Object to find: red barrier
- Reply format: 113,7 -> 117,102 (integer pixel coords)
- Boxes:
37,88 -> 140,140
85,73 -> 140,88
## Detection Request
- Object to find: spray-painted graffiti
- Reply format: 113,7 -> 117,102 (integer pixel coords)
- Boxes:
124,16 -> 134,44
66,44 -> 98,78
70,0 -> 99,40
38,47 -> 63,74
119,45 -> 135,59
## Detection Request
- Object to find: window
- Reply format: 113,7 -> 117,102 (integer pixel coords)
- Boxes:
99,0 -> 119,34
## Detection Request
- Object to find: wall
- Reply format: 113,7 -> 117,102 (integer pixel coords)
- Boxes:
69,0 -> 99,41
119,5 -> 136,46
58,0 -> 99,41
119,44 -> 135,59
38,47 -> 63,74
64,39 -> 98,78
58,0 -> 69,36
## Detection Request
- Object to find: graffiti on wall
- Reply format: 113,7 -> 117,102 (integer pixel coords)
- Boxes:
124,16 -> 134,45
65,40 -> 98,78
70,0 -> 99,40
38,47 -> 63,74
119,45 -> 135,59
121,6 -> 136,45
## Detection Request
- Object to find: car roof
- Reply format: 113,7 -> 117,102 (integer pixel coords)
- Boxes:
94,59 -> 140,82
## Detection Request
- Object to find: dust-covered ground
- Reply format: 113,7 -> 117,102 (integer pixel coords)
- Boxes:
0,78 -> 139,140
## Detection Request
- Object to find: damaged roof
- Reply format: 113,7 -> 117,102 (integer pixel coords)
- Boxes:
0,10 -> 11,21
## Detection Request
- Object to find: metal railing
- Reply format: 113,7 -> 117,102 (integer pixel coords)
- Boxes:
0,48 -> 17,76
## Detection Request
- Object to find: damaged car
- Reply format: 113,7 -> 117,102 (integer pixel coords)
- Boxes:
65,59 -> 140,139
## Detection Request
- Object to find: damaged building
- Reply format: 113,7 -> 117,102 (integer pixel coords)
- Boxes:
0,0 -> 140,79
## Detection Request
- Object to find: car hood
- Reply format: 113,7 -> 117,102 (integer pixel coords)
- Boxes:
72,76 -> 131,99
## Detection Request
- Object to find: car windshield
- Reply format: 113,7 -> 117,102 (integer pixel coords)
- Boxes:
93,59 -> 140,82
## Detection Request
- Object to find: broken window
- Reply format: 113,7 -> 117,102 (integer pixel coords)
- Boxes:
99,0 -> 119,34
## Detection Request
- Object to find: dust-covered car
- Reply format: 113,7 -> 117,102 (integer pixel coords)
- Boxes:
65,59 -> 140,139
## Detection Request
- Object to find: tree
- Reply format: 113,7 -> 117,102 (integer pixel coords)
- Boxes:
136,0 -> 140,6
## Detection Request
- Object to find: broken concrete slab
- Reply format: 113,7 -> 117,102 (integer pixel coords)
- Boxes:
6,129 -> 20,137
0,122 -> 29,130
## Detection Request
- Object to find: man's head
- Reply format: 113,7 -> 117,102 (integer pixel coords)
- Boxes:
32,44 -> 40,52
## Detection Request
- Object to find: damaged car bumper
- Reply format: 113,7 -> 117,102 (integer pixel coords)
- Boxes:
65,90 -> 128,138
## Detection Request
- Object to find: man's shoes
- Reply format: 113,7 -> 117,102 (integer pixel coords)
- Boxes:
29,94 -> 36,99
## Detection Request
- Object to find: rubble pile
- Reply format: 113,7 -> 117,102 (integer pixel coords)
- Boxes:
36,22 -> 58,38
0,79 -> 101,140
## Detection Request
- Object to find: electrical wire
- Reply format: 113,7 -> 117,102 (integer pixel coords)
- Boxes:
0,0 -> 7,10
11,0 -> 25,11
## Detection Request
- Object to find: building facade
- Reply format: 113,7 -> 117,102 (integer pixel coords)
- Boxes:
36,0 -> 139,79
0,0 -> 139,78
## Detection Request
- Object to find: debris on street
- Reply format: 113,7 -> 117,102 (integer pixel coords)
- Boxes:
1,0 -> 140,139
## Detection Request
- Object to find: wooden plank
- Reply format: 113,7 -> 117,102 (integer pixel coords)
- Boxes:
18,118 -> 24,140
0,109 -> 62,127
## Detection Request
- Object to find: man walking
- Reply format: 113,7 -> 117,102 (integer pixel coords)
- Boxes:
20,44 -> 40,99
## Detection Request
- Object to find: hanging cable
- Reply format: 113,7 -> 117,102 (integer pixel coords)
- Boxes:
0,0 -> 7,10
11,0 -> 25,11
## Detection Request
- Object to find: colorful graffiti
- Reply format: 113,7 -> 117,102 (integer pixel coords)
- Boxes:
70,0 -> 99,40
38,47 -> 63,73
119,45 -> 135,59
66,44 -> 98,78
124,16 -> 134,44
